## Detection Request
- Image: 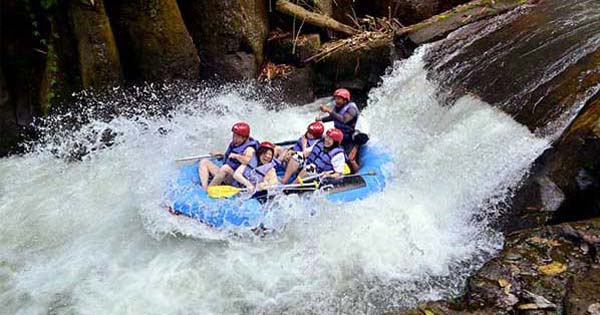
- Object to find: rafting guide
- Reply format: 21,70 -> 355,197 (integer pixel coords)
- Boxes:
316,88 -> 368,172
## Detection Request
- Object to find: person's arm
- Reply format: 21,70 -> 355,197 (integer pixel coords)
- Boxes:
257,168 -> 279,190
300,135 -> 308,152
317,103 -> 334,122
302,140 -> 317,157
323,153 -> 346,179
317,115 -> 334,122
233,165 -> 254,190
329,106 -> 357,124
230,147 -> 255,165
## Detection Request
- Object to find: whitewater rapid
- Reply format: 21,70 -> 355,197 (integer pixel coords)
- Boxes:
0,47 -> 548,314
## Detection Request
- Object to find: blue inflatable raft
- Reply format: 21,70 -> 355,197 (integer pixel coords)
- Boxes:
165,146 -> 390,228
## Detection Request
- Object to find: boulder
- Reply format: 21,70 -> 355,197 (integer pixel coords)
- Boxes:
40,10 -> 82,114
178,0 -> 268,81
312,33 -> 395,95
259,64 -> 315,105
0,65 -> 19,156
387,218 -> 600,315
505,95 -> 600,232
266,33 -> 321,66
565,267 -> 600,315
105,0 -> 200,81
69,0 -> 123,89
0,0 -> 46,124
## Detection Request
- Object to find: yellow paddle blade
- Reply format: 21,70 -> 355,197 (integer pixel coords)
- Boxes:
207,185 -> 244,199
343,163 -> 351,175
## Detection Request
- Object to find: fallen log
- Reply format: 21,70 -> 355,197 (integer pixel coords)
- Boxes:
304,0 -> 534,63
275,0 -> 358,36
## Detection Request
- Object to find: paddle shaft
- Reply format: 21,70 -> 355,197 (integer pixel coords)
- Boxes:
300,169 -> 377,183
177,139 -> 295,163
274,140 -> 297,146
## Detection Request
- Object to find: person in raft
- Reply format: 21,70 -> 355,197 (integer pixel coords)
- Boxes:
233,141 -> 279,192
276,121 -> 325,184
316,88 -> 366,172
198,122 -> 258,190
288,128 -> 347,182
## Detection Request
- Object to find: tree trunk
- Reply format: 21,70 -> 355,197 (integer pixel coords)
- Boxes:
275,0 -> 358,36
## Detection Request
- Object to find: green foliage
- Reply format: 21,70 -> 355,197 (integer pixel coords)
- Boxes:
40,0 -> 59,10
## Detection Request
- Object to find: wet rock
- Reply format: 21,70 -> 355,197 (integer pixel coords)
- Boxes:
178,0 -> 268,81
106,0 -> 200,81
0,65 -> 19,156
506,95 -> 600,232
266,33 -> 321,66
388,218 -> 600,315
40,7 -> 82,113
69,0 -> 123,89
260,65 -> 315,105
428,0 -> 600,134
312,33 -> 395,95
565,267 -> 600,314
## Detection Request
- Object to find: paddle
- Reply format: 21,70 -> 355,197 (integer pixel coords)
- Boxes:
274,139 -> 297,146
207,181 -> 320,199
175,153 -> 224,163
299,169 -> 377,183
175,139 -> 296,163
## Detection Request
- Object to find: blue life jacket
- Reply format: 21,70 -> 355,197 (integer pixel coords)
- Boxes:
223,137 -> 259,170
306,140 -> 346,173
291,136 -> 320,152
242,155 -> 277,184
333,101 -> 359,139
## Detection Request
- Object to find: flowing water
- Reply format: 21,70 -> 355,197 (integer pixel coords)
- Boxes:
5,0 -> 599,313
0,47 -> 549,314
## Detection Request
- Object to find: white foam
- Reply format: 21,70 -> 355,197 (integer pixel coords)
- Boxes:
0,47 -> 548,314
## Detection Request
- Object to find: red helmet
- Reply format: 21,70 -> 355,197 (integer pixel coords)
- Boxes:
333,88 -> 351,101
231,122 -> 250,137
306,121 -> 324,138
326,128 -> 344,143
259,141 -> 275,151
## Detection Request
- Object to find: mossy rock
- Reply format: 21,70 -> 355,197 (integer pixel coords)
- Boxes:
107,0 -> 200,81
178,0 -> 268,80
69,0 -> 123,89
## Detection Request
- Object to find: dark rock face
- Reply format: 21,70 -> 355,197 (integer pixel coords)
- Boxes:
0,65 -> 18,156
0,0 -> 46,154
266,33 -> 321,67
313,34 -> 395,95
388,218 -> 600,315
428,0 -> 600,136
106,0 -> 200,82
69,0 -> 123,89
505,95 -> 600,232
263,66 -> 315,105
178,0 -> 268,81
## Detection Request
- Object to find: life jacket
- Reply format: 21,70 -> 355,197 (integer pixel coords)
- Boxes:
306,140 -> 346,173
223,137 -> 259,170
291,136 -> 320,152
242,154 -> 277,184
333,101 -> 359,139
